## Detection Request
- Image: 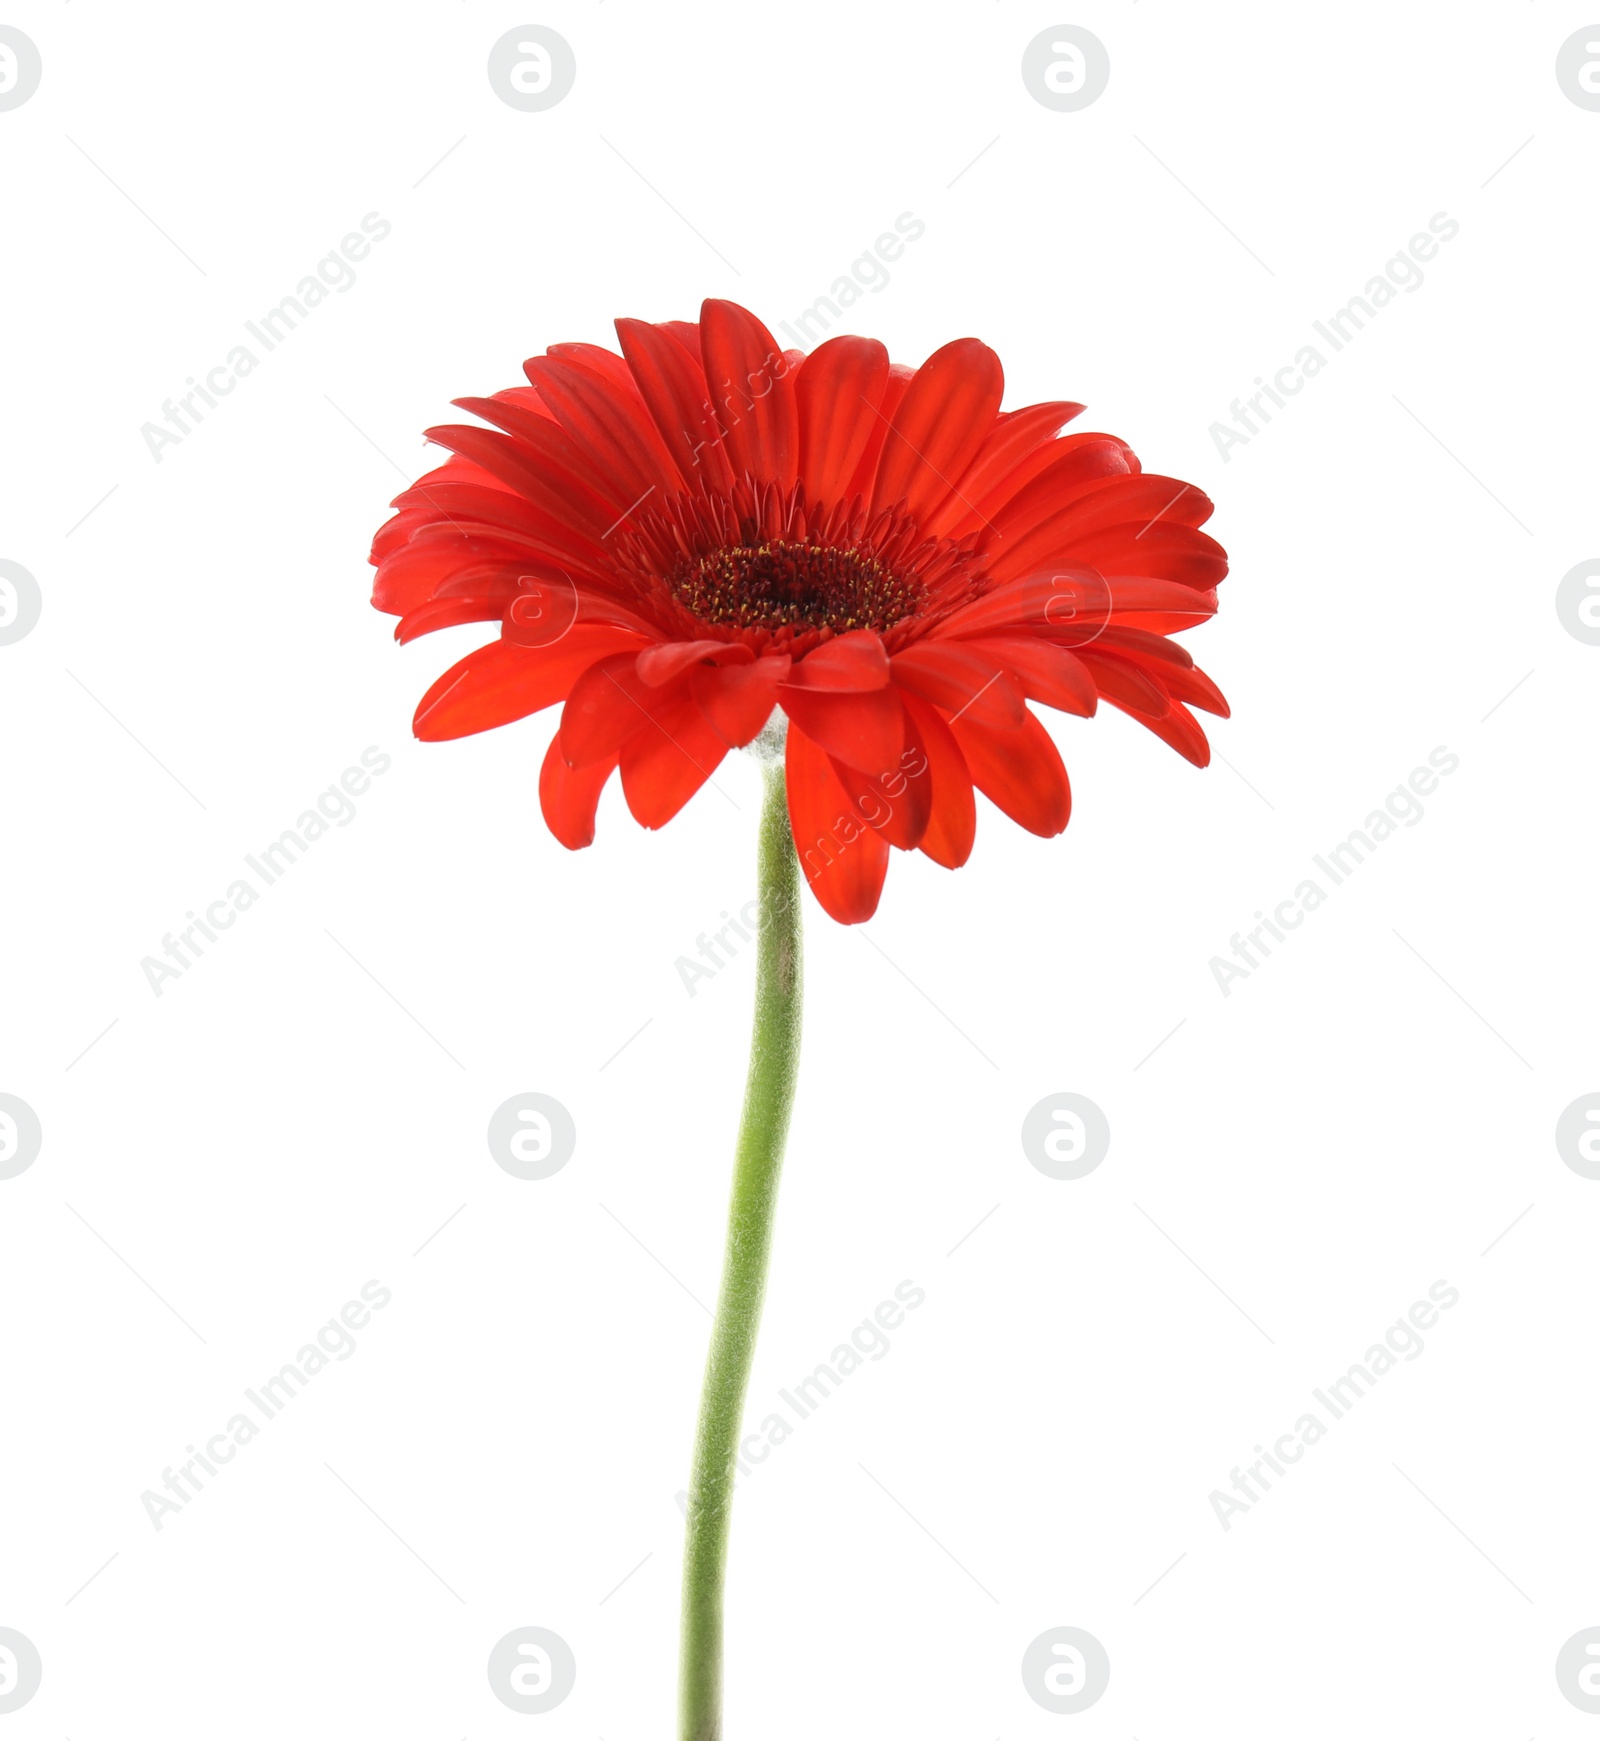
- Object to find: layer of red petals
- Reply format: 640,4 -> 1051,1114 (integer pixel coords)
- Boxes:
373,300 -> 1229,924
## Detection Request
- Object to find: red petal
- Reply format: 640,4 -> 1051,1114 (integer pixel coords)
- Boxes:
939,571 -> 1214,641
899,692 -> 976,869
1088,625 -> 1193,669
500,575 -> 590,644
1102,586 -> 1220,634
446,398 -> 631,535
561,651 -> 681,766
986,435 -> 1142,534
786,630 -> 891,691
450,392 -> 576,457
618,689 -> 730,827
372,508 -> 430,564
523,356 -> 679,504
944,433 -> 1114,543
1029,474 -> 1214,544
423,422 -> 624,534
785,725 -> 890,924
948,709 -> 1071,837
1066,522 -> 1229,590
636,640 -> 751,686
382,481 -> 609,569
1075,651 -> 1170,717
965,636 -> 1098,716
402,455 -> 518,497
373,531 -> 601,617
539,731 -> 616,848
690,656 -> 791,747
1085,634 -> 1229,719
985,469 -> 1149,583
615,317 -> 736,494
922,400 -> 1084,537
1104,694 -> 1212,766
794,335 -> 891,505
872,338 -> 1004,520
395,597 -> 502,643
889,641 -> 1026,729
776,683 -> 903,773
1159,662 -> 1229,718
825,741 -> 932,851
936,568 -> 1109,641
700,300 -> 798,487
843,364 -> 914,502
413,628 -> 647,741
545,342 -> 638,396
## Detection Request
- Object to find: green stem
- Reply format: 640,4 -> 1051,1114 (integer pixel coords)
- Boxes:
679,761 -> 804,1741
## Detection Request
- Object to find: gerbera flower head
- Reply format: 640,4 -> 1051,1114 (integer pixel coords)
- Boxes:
370,300 -> 1228,922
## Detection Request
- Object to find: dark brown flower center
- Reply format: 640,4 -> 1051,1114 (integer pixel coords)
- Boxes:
666,538 -> 925,634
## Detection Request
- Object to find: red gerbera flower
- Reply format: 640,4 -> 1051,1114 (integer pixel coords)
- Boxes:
370,299 -> 1227,922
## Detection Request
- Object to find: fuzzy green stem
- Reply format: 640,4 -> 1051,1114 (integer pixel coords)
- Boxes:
679,761 -> 804,1741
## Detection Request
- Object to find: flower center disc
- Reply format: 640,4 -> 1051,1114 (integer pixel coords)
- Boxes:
668,538 -> 924,634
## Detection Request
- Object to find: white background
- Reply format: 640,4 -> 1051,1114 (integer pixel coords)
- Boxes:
3,4 -> 1598,1736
